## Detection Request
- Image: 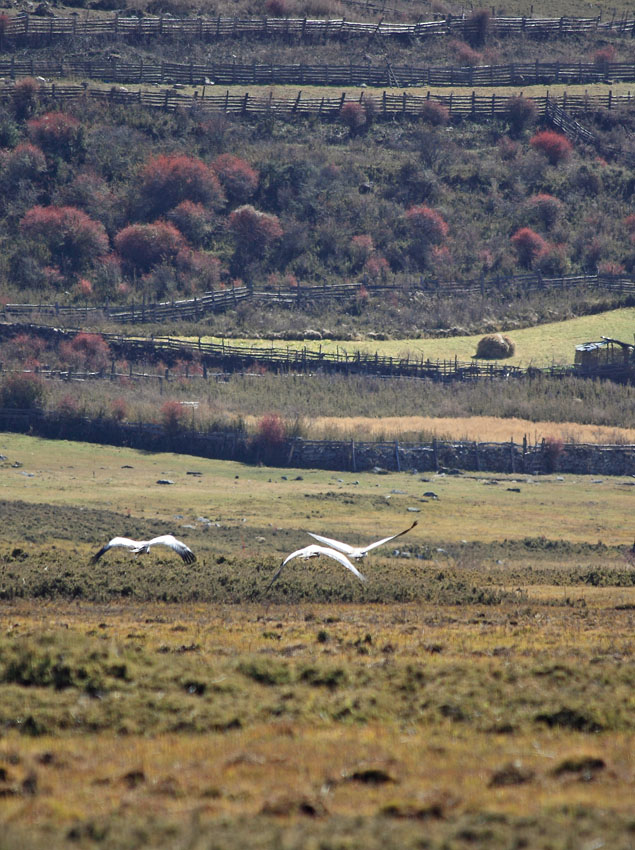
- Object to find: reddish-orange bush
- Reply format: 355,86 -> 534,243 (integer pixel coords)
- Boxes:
138,153 -> 225,217
363,255 -> 390,282
593,46 -> 616,67
114,221 -> 186,272
405,205 -> 449,245
340,101 -> 366,135
228,205 -> 283,256
110,397 -> 128,422
27,112 -> 83,160
59,332 -> 111,371
212,154 -> 259,203
530,130 -> 573,165
254,413 -> 286,452
20,205 -> 109,273
160,400 -> 185,434
510,227 -> 547,268
349,234 -> 374,266
450,39 -> 482,65
420,100 -> 450,126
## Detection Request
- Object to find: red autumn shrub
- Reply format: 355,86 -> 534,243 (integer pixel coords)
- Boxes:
110,397 -> 128,422
228,205 -> 283,257
593,45 -> 616,67
624,214 -> 635,236
340,101 -> 366,135
529,130 -> 573,165
20,205 -> 109,272
598,261 -> 625,275
363,255 -> 390,282
526,193 -> 563,229
0,372 -> 46,409
543,436 -> 564,472
57,393 -> 80,418
212,154 -> 259,203
138,153 -> 225,217
254,413 -> 286,454
506,95 -> 537,137
450,39 -> 482,65
76,278 -> 93,299
420,100 -> 450,126
349,234 -> 374,266
27,112 -> 83,160
160,400 -> 185,434
4,333 -> 48,364
114,221 -> 186,272
405,205 -> 449,245
4,142 -> 47,183
510,227 -> 548,268
60,332 -> 111,371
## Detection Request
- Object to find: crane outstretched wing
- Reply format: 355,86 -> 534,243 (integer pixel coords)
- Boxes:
91,537 -> 140,563
148,535 -> 197,564
267,545 -> 365,591
307,521 -> 417,557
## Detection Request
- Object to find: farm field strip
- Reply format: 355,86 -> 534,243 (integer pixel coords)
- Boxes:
193,307 -> 635,368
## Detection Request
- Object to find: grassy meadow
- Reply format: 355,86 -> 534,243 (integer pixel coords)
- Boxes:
1,433 -> 634,846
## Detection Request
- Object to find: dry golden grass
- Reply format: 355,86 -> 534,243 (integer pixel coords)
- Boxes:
244,414 -> 635,445
1,599 -> 634,849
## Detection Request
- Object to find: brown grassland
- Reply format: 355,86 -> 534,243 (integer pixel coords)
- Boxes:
0,433 -> 634,848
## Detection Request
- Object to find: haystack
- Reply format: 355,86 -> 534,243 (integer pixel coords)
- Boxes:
475,333 -> 516,359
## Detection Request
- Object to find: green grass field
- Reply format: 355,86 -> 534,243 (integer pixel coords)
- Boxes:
1,434 -> 633,849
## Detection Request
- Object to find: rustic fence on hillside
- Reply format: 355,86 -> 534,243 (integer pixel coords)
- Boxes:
2,321 -> 633,384
2,56 -> 635,88
3,272 -> 634,326
1,12 -> 634,47
544,100 -> 635,166
0,407 -> 633,475
2,80 -> 632,124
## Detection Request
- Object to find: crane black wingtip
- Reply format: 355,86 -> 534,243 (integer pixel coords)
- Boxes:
91,547 -> 107,564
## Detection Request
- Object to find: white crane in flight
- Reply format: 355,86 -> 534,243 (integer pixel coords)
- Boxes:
267,544 -> 366,591
91,534 -> 196,565
307,520 -> 417,560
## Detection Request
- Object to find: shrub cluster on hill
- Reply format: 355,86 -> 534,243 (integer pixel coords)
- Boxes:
0,81 -> 633,306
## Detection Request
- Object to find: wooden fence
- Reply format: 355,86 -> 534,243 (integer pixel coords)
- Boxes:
2,56 -> 635,88
0,407 -> 633,475
3,272 -> 635,326
3,321 -> 634,384
1,81 -> 633,124
0,12 -> 634,47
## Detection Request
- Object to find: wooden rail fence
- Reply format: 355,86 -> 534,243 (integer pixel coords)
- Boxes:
3,272 -> 634,325
0,12 -> 634,47
1,81 -> 633,125
2,322 -> 633,384
2,56 -> 635,88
